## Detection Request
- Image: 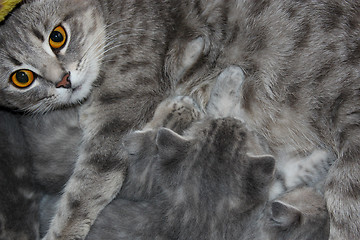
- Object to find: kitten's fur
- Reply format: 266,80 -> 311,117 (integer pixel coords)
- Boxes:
0,0 -> 359,239
0,110 -> 39,240
264,187 -> 329,240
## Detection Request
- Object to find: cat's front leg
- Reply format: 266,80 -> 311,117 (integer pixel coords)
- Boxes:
325,144 -> 360,240
42,139 -> 128,240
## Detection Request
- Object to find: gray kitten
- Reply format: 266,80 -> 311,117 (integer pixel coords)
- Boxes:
0,109 -> 39,240
1,1 -> 359,239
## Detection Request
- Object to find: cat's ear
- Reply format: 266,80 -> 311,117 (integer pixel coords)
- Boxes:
270,200 -> 301,228
123,130 -> 155,155
247,153 -> 275,180
156,127 -> 190,161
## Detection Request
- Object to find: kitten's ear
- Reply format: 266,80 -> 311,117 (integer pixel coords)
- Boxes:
123,130 -> 155,155
270,200 -> 301,228
156,128 -> 190,160
247,153 -> 275,179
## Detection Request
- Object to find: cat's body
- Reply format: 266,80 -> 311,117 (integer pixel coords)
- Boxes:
0,0 -> 359,239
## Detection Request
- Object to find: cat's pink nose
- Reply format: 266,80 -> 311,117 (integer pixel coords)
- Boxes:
56,72 -> 71,88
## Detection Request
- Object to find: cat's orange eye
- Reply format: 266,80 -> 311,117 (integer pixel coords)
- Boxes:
49,25 -> 67,50
10,69 -> 36,88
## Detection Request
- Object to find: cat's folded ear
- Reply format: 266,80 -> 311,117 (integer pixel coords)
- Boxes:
270,200 -> 301,229
156,127 -> 190,161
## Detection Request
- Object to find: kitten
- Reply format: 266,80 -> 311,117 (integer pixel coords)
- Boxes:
0,109 -> 40,240
1,1 -> 359,239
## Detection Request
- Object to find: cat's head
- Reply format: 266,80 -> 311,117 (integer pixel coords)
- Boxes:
0,0 -> 106,113
154,118 -> 275,213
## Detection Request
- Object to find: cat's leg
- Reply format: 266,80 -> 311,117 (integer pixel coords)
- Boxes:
325,144 -> 360,240
206,65 -> 246,118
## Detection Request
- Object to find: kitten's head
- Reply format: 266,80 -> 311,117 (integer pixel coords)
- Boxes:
0,0 -> 106,113
264,187 -> 329,240
155,118 -> 275,213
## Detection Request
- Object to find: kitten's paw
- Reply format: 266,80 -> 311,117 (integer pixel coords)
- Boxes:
145,96 -> 202,133
207,65 -> 245,118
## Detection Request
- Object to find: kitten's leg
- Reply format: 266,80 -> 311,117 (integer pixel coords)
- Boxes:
206,65 -> 245,118
325,145 -> 360,240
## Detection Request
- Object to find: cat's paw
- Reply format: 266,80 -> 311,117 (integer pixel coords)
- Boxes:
145,96 -> 202,133
206,65 -> 245,118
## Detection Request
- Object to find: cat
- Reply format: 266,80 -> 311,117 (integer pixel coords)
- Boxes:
0,0 -> 359,239
0,109 -> 40,240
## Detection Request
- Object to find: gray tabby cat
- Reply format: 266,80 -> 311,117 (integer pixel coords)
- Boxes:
0,0 -> 359,239
0,109 -> 40,240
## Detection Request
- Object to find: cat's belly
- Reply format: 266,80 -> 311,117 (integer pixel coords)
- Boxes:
244,105 -> 320,154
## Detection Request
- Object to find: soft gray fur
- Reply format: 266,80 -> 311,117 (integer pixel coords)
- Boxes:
0,0 -> 359,239
0,109 -> 40,240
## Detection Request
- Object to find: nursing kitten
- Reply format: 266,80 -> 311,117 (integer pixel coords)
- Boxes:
0,109 -> 40,240
0,1 -> 359,239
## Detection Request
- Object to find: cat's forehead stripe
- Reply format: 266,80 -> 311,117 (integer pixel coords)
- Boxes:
7,54 -> 22,66
31,27 -> 45,42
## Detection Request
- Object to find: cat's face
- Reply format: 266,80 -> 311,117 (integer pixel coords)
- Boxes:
0,0 -> 106,112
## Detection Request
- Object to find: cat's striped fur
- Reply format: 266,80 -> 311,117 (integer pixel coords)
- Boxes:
0,0 -> 359,239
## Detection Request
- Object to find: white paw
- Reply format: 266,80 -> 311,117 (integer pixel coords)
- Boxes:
207,65 -> 245,118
